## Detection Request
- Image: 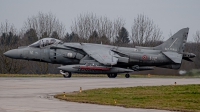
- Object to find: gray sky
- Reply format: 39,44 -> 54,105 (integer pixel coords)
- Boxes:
0,0 -> 200,41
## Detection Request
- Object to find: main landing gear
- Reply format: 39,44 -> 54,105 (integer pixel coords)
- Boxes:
125,74 -> 130,78
60,70 -> 72,78
107,74 -> 117,78
107,74 -> 130,78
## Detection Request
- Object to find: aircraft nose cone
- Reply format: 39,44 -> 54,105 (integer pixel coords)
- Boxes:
4,49 -> 20,59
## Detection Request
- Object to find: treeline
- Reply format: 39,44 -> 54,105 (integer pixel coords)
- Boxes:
0,12 -> 200,74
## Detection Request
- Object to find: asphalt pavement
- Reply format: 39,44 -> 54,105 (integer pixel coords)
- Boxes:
0,77 -> 200,112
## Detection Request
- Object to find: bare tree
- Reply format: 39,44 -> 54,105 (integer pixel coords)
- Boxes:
71,13 -> 125,43
22,12 -> 66,74
23,12 -> 66,39
0,21 -> 25,73
193,30 -> 200,43
192,30 -> 200,68
131,14 -> 163,47
0,20 -> 16,35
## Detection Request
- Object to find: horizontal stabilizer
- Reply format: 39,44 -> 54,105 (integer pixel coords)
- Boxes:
162,52 -> 182,64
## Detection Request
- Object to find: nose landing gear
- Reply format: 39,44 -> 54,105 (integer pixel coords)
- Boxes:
60,70 -> 72,78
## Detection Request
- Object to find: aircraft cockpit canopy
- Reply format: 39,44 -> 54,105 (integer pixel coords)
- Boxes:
28,38 -> 61,48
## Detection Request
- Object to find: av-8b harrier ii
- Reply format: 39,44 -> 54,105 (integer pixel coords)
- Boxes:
4,28 -> 195,78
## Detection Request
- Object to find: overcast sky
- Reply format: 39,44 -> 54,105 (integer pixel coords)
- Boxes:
0,0 -> 200,41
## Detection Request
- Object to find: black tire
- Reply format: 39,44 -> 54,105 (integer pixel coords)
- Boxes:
107,74 -> 111,78
113,73 -> 117,78
125,74 -> 130,78
63,75 -> 67,78
107,74 -> 117,78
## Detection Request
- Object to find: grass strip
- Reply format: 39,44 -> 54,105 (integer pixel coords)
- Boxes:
0,74 -> 105,77
55,84 -> 200,112
0,74 -> 200,78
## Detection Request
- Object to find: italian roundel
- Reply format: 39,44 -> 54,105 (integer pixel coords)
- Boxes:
142,55 -> 147,60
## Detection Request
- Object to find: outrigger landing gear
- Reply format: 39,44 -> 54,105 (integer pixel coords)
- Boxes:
60,70 -> 72,78
107,74 -> 117,78
125,74 -> 130,78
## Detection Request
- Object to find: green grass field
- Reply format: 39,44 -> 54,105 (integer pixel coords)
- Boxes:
55,84 -> 200,112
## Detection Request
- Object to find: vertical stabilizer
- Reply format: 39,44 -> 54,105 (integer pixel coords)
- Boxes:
154,28 -> 189,53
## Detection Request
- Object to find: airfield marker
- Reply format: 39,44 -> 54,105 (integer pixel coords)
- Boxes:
80,87 -> 82,93
114,99 -> 117,104
63,92 -> 66,97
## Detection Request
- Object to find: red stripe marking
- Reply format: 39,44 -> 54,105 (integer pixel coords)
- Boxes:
80,66 -> 110,71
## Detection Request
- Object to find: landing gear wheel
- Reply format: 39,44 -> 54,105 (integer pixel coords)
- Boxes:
107,74 -> 117,78
63,72 -> 71,78
125,74 -> 130,78
60,70 -> 72,78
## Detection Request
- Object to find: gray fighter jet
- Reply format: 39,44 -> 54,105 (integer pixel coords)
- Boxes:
4,28 -> 195,78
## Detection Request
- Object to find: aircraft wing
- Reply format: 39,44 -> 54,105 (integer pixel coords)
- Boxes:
64,43 -> 119,65
82,45 -> 118,65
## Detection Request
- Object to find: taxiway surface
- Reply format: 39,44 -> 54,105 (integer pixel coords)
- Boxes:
0,77 -> 200,112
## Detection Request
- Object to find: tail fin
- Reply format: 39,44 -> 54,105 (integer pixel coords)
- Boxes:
154,28 -> 189,53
